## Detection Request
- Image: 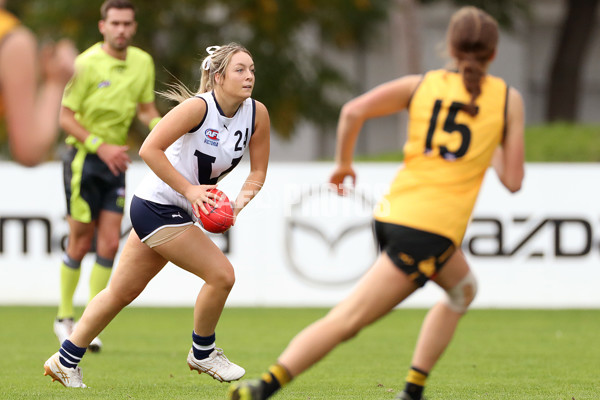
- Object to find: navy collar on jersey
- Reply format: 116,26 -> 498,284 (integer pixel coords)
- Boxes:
211,91 -> 242,118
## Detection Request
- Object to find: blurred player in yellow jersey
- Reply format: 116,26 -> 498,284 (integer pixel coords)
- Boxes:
0,0 -> 76,166
229,6 -> 525,400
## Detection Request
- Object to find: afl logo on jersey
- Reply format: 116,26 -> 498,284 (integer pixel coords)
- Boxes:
204,129 -> 220,147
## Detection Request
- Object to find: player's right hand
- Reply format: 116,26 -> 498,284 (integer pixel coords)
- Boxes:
186,185 -> 218,216
97,144 -> 131,175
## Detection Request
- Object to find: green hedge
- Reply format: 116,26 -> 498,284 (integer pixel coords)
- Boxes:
524,123 -> 600,162
355,123 -> 600,162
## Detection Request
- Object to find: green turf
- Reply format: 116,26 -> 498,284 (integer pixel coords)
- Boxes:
1,306 -> 598,399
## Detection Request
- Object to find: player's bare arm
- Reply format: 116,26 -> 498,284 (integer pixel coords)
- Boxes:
139,97 -> 218,213
492,87 -> 525,193
331,74 -> 422,194
136,101 -> 160,127
233,100 -> 270,217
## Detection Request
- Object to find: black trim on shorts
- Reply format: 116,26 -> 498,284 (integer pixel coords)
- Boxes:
130,195 -> 193,241
373,220 -> 455,287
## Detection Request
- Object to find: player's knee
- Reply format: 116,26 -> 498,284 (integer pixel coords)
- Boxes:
340,325 -> 361,342
113,284 -> 144,306
221,269 -> 235,292
326,310 -> 363,342
96,233 -> 121,257
443,271 -> 477,314
67,234 -> 94,259
70,242 -> 92,260
104,236 -> 121,257
211,262 -> 236,292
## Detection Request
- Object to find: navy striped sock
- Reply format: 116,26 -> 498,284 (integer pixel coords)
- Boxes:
59,339 -> 87,369
192,331 -> 215,360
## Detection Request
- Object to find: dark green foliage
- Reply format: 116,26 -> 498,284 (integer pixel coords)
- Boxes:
7,0 -> 390,138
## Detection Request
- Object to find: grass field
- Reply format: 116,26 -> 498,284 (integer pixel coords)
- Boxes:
1,306 -> 598,399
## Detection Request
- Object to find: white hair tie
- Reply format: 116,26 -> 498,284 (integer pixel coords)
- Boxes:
201,46 -> 221,71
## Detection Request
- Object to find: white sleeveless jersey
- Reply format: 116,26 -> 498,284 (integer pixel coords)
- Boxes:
135,91 -> 256,220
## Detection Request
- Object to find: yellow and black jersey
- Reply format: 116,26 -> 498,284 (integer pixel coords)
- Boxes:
374,69 -> 508,246
0,9 -> 20,116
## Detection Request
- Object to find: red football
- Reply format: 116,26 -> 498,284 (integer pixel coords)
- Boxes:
198,189 -> 234,234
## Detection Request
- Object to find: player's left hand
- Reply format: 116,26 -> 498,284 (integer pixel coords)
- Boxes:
329,164 -> 356,195
97,144 -> 131,175
40,39 -> 77,86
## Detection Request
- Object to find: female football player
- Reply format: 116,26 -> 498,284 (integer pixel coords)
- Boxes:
44,42 -> 270,388
229,6 -> 524,400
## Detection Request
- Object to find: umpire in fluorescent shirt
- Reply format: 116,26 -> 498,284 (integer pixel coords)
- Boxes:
54,0 -> 161,351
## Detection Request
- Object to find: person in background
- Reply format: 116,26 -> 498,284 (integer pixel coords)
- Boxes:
43,42 -> 270,388
0,0 -> 76,166
229,6 -> 525,400
52,0 -> 161,352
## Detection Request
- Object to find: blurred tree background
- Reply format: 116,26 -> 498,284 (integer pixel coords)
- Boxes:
3,0 -> 390,157
1,0 -> 598,161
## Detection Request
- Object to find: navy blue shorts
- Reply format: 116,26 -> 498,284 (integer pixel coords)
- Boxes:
130,195 -> 194,241
373,220 -> 455,287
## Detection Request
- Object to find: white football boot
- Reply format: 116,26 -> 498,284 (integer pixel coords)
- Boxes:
187,348 -> 245,382
43,352 -> 87,388
88,336 -> 103,353
53,318 -> 74,345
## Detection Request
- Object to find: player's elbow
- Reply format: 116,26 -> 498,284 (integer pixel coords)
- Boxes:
138,144 -> 162,166
10,139 -> 44,166
340,101 -> 364,125
506,183 -> 521,193
58,108 -> 72,132
497,163 -> 524,194
506,182 -> 522,193
503,174 -> 523,193
12,151 -> 41,167
58,115 -> 66,131
138,145 -> 149,162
